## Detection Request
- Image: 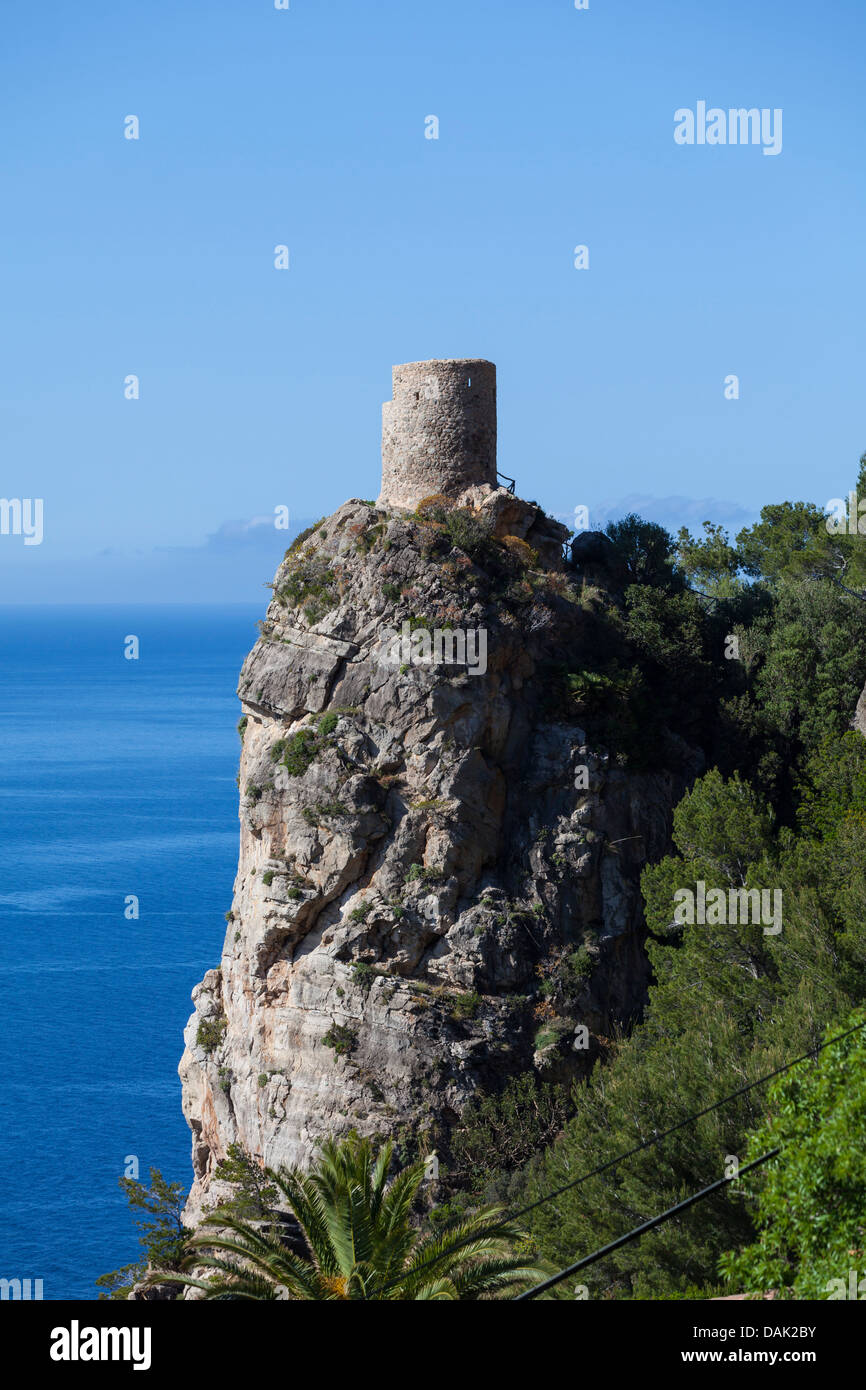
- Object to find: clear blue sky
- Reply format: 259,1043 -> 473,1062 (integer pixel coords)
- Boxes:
1,0 -> 864,601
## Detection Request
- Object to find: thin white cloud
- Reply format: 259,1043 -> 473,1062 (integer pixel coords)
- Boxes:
550,494 -> 757,535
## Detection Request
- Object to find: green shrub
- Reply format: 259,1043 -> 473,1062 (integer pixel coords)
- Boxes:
278,550 -> 338,621
404,864 -> 444,885
261,870 -> 274,886
322,1023 -> 357,1057
452,1074 -> 573,1192
279,729 -> 320,776
443,510 -> 497,565
349,901 -> 373,923
197,1018 -> 227,1053
237,716 -> 248,743
352,962 -> 381,991
565,947 -> 594,985
272,716 -> 341,777
451,990 -> 481,1022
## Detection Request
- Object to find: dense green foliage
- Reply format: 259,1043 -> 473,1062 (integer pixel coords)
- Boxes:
604,512 -> 684,590
196,1016 -> 227,1053
494,460 -> 866,1298
719,1013 -> 866,1299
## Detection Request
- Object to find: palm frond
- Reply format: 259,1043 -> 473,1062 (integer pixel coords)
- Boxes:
149,1133 -> 536,1301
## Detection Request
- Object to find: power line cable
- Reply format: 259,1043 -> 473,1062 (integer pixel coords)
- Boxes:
514,1147 -> 781,1300
503,1017 -> 864,1229
383,1017 -> 865,1294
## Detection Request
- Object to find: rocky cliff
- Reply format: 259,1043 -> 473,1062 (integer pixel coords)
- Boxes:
179,484 -> 690,1223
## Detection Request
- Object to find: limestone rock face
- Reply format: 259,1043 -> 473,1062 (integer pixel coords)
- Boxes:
178,495 -> 686,1224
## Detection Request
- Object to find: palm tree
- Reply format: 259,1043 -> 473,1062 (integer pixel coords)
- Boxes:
162,1133 -> 542,1300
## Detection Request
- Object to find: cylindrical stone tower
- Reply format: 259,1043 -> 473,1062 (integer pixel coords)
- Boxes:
378,359 -> 497,509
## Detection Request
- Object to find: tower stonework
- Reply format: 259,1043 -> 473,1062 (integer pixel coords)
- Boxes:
378,359 -> 497,509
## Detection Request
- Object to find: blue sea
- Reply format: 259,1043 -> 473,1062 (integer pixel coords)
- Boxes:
0,605 -> 261,1300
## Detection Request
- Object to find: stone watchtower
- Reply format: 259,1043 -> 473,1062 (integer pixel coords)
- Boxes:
377,359 -> 497,509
